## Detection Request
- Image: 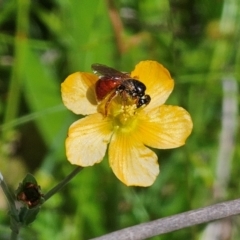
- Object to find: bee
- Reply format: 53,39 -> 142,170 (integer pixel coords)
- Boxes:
92,63 -> 151,115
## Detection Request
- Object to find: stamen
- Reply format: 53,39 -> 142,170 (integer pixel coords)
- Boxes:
111,101 -> 139,132
120,104 -> 137,123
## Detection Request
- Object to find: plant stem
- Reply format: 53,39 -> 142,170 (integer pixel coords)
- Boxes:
3,0 -> 30,128
10,231 -> 19,240
44,166 -> 83,201
91,198 -> 240,240
0,172 -> 20,240
0,172 -> 16,208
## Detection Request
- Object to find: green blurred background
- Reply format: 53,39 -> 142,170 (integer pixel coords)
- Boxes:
0,0 -> 240,239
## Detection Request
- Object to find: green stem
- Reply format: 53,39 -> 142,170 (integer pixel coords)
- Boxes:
44,166 -> 83,201
10,230 -> 19,240
0,172 -> 16,208
3,0 -> 30,127
0,172 -> 20,240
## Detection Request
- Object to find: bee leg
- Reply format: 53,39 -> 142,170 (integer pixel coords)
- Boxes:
120,91 -> 127,108
104,91 -> 117,116
134,97 -> 139,107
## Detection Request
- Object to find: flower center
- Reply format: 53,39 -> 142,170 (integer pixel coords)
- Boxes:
112,103 -> 138,132
97,95 -> 141,132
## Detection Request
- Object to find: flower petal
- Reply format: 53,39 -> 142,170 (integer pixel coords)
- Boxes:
66,113 -> 113,166
61,72 -> 98,115
109,131 -> 159,186
137,105 -> 193,149
131,61 -> 174,110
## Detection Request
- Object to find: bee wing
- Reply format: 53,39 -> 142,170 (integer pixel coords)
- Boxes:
91,63 -> 128,78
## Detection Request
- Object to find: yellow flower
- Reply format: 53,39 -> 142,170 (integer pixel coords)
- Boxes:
61,60 -> 193,186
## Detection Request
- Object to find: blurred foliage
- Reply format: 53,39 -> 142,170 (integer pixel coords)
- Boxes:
0,0 -> 240,239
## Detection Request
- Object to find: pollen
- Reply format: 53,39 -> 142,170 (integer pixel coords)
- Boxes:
111,103 -> 139,133
121,104 -> 137,122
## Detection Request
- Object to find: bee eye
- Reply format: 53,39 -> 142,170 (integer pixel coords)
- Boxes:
132,80 -> 146,94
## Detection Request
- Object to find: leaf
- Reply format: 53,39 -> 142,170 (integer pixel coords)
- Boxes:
22,173 -> 38,185
19,206 -> 41,226
22,48 -> 73,146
